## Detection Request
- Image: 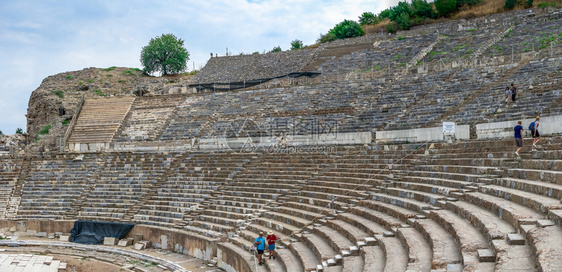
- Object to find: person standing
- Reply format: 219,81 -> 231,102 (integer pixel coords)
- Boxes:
514,120 -> 523,157
505,87 -> 511,104
511,83 -> 517,102
530,116 -> 541,151
254,232 -> 266,266
266,232 -> 277,260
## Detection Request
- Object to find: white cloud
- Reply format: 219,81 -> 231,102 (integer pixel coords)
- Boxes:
0,0 -> 397,134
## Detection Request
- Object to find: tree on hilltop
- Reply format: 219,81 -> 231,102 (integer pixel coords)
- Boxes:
140,34 -> 189,75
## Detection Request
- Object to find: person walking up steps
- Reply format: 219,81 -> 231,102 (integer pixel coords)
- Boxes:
529,116 -> 541,151
514,120 -> 523,157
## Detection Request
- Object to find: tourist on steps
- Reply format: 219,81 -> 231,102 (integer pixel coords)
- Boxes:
514,120 -> 523,157
530,116 -> 541,151
511,83 -> 518,102
505,87 -> 511,105
267,231 -> 277,260
254,232 -> 266,266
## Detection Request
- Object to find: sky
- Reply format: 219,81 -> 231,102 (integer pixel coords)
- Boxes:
0,0 -> 399,135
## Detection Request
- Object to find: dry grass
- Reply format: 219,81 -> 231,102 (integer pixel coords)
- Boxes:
454,0 -> 562,19
363,19 -> 391,35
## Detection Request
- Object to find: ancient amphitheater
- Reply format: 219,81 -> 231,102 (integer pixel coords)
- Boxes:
1,7 -> 561,272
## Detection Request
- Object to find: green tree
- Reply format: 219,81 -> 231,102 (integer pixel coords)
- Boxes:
435,0 -> 458,17
457,0 -> 482,7
389,2 -> 413,21
270,46 -> 282,52
359,12 -> 379,25
140,33 -> 189,75
396,12 -> 413,30
412,0 -> 436,19
290,39 -> 304,50
15,128 -> 23,134
379,9 -> 392,19
331,20 -> 365,39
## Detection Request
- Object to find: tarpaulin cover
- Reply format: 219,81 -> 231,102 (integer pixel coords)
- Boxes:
70,220 -> 134,245
190,71 -> 321,92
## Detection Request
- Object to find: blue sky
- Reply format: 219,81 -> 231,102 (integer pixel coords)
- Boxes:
0,0 -> 397,134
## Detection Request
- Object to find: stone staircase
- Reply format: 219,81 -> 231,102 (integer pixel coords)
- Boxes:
67,96 -> 135,144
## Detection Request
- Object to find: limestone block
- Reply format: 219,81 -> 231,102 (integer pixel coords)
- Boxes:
59,235 -> 70,242
507,233 -> 525,245
35,232 -> 47,238
477,249 -> 495,262
104,237 -> 118,245
118,238 -> 134,247
537,220 -> 555,228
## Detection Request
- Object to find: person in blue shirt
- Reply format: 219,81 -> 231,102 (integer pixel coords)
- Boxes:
531,116 -> 541,151
514,120 -> 523,157
254,232 -> 266,266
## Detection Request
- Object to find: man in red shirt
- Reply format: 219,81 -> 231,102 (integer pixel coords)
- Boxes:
266,232 -> 277,259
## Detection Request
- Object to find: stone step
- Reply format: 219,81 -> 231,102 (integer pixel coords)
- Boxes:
289,241 -> 321,272
429,209 -> 496,270
479,184 -> 562,215
374,235 -> 408,272
360,246 -> 385,272
301,232 -> 338,262
409,218 -> 462,270
395,227 -> 433,271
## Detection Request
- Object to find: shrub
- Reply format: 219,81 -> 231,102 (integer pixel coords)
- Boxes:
290,39 -> 304,50
331,20 -> 365,39
359,12 -> 379,25
270,46 -> 282,53
412,0 -> 436,19
92,89 -> 106,96
318,32 -> 337,43
15,128 -> 23,134
398,35 -> 405,40
396,12 -> 413,30
61,120 -> 68,126
504,0 -> 517,9
38,124 -> 52,135
66,75 -> 73,79
435,0 -> 458,17
538,2 -> 556,8
386,22 -> 398,34
525,0 -> 533,7
54,90 -> 64,98
102,66 -> 116,71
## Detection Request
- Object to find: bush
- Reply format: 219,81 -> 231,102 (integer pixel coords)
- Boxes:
317,32 -> 337,43
525,0 -> 534,8
15,128 -> 23,134
54,90 -> 64,98
359,12 -> 379,25
386,22 -> 398,34
331,20 -> 364,39
38,124 -> 52,135
102,66 -> 116,71
435,0 -> 457,17
504,0 -> 517,9
396,12 -> 413,30
457,0 -> 482,7
290,39 -> 304,50
66,75 -> 73,79
270,46 -> 282,53
538,2 -> 556,8
412,0 -> 436,19
398,35 -> 405,40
